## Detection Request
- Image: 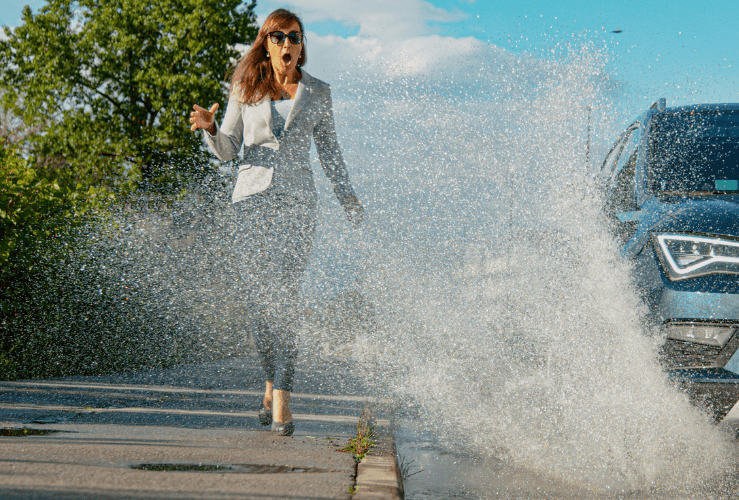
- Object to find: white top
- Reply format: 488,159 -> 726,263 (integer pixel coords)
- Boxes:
271,99 -> 294,138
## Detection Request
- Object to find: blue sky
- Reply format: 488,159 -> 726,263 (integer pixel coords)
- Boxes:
253,0 -> 739,109
3,0 -> 738,113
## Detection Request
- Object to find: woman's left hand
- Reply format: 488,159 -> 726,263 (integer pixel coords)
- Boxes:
342,195 -> 363,227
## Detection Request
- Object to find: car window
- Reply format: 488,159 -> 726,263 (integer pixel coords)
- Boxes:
611,148 -> 639,213
612,126 -> 640,182
647,110 -> 739,194
603,125 -> 640,226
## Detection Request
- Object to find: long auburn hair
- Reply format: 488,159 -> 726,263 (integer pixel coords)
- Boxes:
230,9 -> 307,104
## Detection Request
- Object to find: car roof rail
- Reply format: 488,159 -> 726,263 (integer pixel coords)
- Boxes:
650,98 -> 667,111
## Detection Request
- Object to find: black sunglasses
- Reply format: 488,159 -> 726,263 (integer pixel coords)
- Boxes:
268,31 -> 304,45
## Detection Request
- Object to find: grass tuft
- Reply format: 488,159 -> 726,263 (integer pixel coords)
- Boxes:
341,408 -> 376,461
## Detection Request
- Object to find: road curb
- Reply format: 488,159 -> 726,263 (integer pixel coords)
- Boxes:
352,420 -> 404,499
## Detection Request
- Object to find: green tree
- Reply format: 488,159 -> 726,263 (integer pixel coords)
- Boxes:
0,0 -> 257,189
0,1 -> 258,379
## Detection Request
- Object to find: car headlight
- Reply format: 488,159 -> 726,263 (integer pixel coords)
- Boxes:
652,233 -> 739,280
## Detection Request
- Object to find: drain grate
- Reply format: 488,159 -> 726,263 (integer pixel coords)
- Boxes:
133,463 -> 333,474
0,428 -> 66,437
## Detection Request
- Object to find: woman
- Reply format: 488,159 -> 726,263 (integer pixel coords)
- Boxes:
189,9 -> 362,436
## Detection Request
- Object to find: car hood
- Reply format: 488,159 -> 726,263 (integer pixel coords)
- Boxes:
620,196 -> 739,259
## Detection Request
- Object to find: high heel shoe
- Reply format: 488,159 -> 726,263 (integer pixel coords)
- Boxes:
258,404 -> 272,426
271,421 -> 294,436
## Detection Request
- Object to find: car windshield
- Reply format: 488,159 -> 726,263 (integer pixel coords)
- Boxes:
647,110 -> 739,194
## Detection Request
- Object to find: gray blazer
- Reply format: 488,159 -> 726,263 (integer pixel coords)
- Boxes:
204,71 -> 356,206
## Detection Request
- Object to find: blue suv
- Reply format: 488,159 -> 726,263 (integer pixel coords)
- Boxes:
599,99 -> 739,420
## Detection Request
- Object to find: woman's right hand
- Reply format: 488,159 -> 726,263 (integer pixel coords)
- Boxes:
189,103 -> 219,134
341,194 -> 364,228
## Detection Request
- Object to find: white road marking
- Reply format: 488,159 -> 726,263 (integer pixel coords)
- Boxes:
0,402 -> 390,425
0,381 -> 391,404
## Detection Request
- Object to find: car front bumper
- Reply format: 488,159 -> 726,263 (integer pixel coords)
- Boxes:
656,288 -> 739,323
657,288 -> 739,420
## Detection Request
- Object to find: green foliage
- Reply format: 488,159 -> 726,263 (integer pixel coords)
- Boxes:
0,139 -> 249,381
0,140 -> 103,379
0,139 -> 100,284
0,146 -> 248,379
0,0 -> 257,189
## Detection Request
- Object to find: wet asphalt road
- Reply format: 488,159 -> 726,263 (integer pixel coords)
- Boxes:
0,353 -> 374,436
6,352 -> 739,499
397,415 -> 739,500
0,353 -> 392,499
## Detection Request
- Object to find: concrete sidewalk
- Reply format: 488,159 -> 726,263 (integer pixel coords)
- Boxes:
0,355 -> 402,500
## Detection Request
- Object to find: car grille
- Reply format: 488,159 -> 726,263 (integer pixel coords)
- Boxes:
660,340 -> 723,368
661,331 -> 739,369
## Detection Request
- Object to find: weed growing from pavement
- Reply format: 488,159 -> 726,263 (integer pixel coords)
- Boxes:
397,453 -> 424,479
341,409 -> 376,461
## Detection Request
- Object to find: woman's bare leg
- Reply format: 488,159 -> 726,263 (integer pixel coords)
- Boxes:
263,381 -> 273,410
272,389 -> 292,423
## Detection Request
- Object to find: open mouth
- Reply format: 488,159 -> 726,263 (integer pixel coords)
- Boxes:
282,53 -> 292,64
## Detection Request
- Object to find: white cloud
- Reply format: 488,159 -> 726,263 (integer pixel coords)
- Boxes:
302,30 -> 536,88
253,1 -> 543,88
259,0 -> 467,39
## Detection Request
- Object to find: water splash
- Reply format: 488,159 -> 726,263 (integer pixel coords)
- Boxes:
318,40 -> 737,491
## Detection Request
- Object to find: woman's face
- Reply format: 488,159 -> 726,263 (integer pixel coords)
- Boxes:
266,20 -> 302,77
